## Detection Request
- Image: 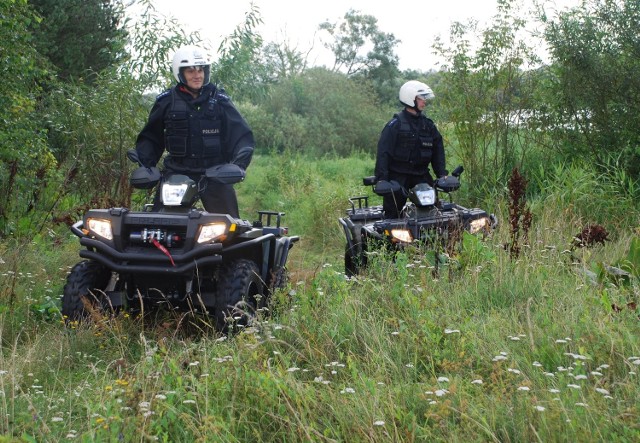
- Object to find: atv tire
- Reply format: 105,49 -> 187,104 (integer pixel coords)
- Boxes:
345,242 -> 367,277
269,266 -> 288,293
215,259 -> 264,333
62,260 -> 111,322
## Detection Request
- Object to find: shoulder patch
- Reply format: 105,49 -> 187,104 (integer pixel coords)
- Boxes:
216,91 -> 230,103
155,89 -> 170,101
387,118 -> 399,128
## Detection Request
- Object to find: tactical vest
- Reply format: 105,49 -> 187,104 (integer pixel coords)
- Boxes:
390,112 -> 436,174
164,88 -> 224,168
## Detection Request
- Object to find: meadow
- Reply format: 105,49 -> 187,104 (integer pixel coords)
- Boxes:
0,153 -> 639,442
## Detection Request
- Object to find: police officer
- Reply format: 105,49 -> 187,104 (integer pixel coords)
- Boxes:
374,80 -> 448,218
135,45 -> 255,217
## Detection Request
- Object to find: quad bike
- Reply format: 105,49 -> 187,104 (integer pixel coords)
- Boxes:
339,166 -> 497,276
62,150 -> 299,332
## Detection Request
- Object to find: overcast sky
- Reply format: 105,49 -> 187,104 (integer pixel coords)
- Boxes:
149,0 -> 581,71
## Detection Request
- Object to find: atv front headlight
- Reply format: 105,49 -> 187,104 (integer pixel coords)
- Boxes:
415,188 -> 436,206
197,222 -> 230,243
469,217 -> 490,234
162,183 -> 190,206
87,218 -> 113,241
390,229 -> 413,243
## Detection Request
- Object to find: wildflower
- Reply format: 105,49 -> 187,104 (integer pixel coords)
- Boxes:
444,329 -> 460,334
595,388 -> 610,395
183,400 -> 196,404
567,384 -> 581,389
435,389 -> 448,397
373,420 -> 385,426
154,394 -> 167,400
508,368 -> 521,375
534,405 -> 545,411
591,371 -> 603,376
574,374 -> 588,380
509,336 -> 521,341
391,331 -> 400,335
287,367 -> 300,372
575,402 -> 588,407
437,377 -> 449,383
555,339 -> 568,344
429,400 -> 437,405
51,417 -> 64,422
532,361 -> 542,367
548,389 -> 560,393
340,387 -> 355,394
405,364 -> 414,368
189,361 -> 200,367
138,402 -> 151,410
517,386 -> 530,391
544,372 -> 555,377
492,355 -> 508,362
471,379 -> 483,385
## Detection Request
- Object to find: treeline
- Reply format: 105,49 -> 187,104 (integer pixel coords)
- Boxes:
1,0 -> 638,238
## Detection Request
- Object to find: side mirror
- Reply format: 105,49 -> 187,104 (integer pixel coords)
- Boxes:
451,165 -> 464,177
205,163 -> 246,184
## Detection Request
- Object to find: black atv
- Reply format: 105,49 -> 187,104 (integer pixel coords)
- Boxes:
339,166 -> 497,276
62,150 -> 299,332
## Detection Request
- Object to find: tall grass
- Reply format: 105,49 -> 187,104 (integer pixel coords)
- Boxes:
0,154 -> 639,441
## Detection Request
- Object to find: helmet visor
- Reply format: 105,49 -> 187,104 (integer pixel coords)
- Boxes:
416,93 -> 433,101
182,66 -> 205,74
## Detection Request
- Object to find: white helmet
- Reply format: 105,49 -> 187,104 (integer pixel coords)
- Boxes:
399,80 -> 435,107
171,45 -> 211,86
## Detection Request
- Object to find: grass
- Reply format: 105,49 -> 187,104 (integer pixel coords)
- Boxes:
0,154 -> 639,441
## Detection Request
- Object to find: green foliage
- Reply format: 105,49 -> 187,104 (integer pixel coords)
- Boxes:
319,9 -> 401,100
433,0 -> 543,189
0,0 -> 56,236
28,0 -> 128,83
213,3 -> 265,101
540,0 -> 640,176
1,153 -> 640,441
319,9 -> 400,78
249,68 -> 392,156
124,0 -> 203,91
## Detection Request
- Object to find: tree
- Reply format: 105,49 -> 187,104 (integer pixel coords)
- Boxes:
319,9 -> 400,82
0,0 -> 55,236
433,0 -> 541,189
260,37 -> 311,82
213,3 -> 265,101
541,0 -> 640,175
28,0 -> 127,83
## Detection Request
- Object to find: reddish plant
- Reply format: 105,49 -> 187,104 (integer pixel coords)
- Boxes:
507,167 -> 532,259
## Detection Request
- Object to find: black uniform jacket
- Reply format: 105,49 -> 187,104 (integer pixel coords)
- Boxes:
135,83 -> 255,173
374,108 -> 447,182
